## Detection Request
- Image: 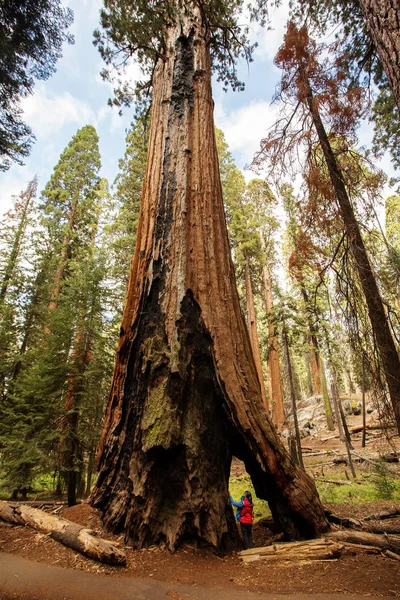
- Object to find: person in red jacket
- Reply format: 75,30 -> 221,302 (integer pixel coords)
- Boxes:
229,490 -> 254,549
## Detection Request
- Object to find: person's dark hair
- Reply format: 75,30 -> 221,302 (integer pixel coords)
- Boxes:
244,490 -> 253,504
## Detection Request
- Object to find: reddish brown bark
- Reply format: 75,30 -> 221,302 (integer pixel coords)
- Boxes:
263,264 -> 285,427
245,255 -> 269,412
359,0 -> 400,113
90,8 -> 328,552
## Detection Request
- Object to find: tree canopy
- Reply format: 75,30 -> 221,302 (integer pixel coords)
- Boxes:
94,0 -> 269,111
0,0 -> 74,170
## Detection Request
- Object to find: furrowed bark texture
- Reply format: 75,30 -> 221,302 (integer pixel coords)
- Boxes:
90,8 -> 328,552
245,256 -> 269,412
359,0 -> 400,112
302,73 -> 400,435
263,264 -> 285,427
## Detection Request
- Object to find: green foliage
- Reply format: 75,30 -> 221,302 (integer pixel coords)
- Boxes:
110,117 -> 148,285
372,85 -> 400,176
371,461 -> 397,500
0,0 -> 74,169
0,125 -> 105,494
40,125 -> 102,250
316,472 -> 400,504
94,0 -> 269,112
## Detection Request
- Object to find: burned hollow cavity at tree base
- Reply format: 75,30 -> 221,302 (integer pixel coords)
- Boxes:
90,4 -> 328,552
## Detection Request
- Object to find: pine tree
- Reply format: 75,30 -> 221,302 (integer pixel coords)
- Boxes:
1,126 -> 102,494
0,178 -> 38,400
111,118 -> 149,285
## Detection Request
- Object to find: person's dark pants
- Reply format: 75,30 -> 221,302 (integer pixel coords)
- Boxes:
240,523 -> 253,549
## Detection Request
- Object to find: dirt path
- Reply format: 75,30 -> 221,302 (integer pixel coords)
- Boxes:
0,552 -> 387,600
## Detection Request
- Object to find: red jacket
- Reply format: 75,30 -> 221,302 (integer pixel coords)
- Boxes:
239,498 -> 253,524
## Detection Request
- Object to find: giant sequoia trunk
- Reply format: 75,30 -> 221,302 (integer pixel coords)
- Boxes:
302,73 -> 400,435
90,7 -> 328,552
359,0 -> 400,112
263,263 -> 285,427
244,255 -> 269,412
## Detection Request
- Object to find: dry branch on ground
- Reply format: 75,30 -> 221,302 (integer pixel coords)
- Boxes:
239,539 -> 343,563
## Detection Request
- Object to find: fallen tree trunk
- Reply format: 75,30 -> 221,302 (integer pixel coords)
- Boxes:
327,530 -> 400,555
340,541 -> 381,554
364,524 -> 400,535
364,509 -> 400,521
0,501 -> 125,565
239,539 -> 343,563
349,424 -> 385,433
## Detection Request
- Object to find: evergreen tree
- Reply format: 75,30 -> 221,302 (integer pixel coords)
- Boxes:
0,178 -> 38,401
0,126 -> 102,494
0,0 -> 73,169
111,117 -> 149,286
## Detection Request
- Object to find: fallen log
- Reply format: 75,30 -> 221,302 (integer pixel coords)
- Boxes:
327,530 -> 400,555
324,511 -> 362,529
239,539 -> 343,563
340,541 -> 381,554
364,509 -> 400,522
385,550 -> 400,562
364,524 -> 400,535
349,424 -> 384,433
315,478 -> 355,486
0,501 -> 125,565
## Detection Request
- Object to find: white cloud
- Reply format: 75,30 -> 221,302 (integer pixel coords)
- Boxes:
21,87 -> 97,136
214,99 -> 281,170
250,0 -> 290,61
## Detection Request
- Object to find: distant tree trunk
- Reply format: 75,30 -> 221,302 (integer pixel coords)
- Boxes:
320,356 -> 335,431
359,0 -> 400,112
330,374 -> 345,441
302,71 -> 400,435
85,448 -> 96,498
304,352 -> 314,397
362,355 -> 367,448
244,255 -> 269,412
283,329 -> 304,470
60,325 -> 93,507
300,286 -> 322,396
263,263 -> 285,427
90,8 -> 327,552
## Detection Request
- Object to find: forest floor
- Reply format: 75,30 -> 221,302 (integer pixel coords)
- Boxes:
1,414 -> 400,599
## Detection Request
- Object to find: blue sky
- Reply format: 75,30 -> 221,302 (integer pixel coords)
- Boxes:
0,0 -> 396,217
